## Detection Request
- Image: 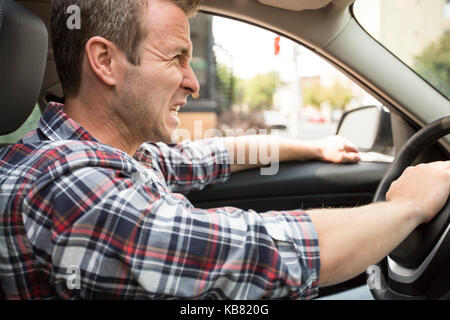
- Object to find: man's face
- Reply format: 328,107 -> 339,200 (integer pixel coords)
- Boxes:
113,0 -> 199,145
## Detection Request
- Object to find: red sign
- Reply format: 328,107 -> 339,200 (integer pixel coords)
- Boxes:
274,36 -> 280,56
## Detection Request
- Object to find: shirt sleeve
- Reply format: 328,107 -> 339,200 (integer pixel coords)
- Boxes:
24,166 -> 320,300
135,137 -> 231,193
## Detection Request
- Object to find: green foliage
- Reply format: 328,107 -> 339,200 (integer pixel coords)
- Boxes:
217,64 -> 233,90
414,33 -> 450,98
302,81 -> 353,110
302,83 -> 326,108
241,71 -> 282,112
216,63 -> 235,106
0,105 -> 42,144
232,77 -> 245,105
326,81 -> 354,109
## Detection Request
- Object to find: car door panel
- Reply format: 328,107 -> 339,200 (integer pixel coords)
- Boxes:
187,161 -> 389,211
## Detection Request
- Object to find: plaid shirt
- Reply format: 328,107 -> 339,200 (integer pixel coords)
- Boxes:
0,103 -> 320,300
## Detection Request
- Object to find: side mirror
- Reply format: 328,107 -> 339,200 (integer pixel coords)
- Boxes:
336,105 -> 394,154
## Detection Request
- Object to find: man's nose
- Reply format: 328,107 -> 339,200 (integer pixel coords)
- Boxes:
182,65 -> 200,95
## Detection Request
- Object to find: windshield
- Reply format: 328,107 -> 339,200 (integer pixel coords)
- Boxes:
353,0 -> 450,100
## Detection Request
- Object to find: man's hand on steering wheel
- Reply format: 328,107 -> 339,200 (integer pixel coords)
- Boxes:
386,161 -> 450,224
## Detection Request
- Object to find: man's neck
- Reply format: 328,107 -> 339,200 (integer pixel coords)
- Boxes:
63,97 -> 141,157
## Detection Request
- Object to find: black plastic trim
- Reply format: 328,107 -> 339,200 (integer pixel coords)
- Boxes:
187,161 -> 389,206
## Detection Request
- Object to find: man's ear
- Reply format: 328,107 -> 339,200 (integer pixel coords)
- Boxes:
84,36 -> 118,87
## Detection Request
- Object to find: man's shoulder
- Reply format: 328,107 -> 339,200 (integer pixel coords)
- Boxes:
0,140 -> 137,177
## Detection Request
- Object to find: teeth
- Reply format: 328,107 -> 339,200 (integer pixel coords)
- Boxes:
170,105 -> 180,119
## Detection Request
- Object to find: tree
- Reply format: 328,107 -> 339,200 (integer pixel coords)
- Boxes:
414,33 -> 450,98
242,71 -> 282,112
216,63 -> 237,109
326,81 -> 354,110
302,80 -> 353,110
302,83 -> 327,108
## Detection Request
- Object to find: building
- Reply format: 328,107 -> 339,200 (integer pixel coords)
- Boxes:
355,0 -> 450,66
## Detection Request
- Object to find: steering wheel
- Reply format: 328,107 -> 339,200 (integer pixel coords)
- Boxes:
369,116 -> 450,300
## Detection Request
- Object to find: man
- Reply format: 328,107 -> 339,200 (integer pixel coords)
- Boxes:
0,0 -> 448,299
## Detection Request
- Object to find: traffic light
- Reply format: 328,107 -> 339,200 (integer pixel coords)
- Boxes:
274,36 -> 280,55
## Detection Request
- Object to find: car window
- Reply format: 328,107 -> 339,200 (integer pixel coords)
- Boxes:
0,104 -> 42,144
182,13 -> 393,159
353,0 -> 450,100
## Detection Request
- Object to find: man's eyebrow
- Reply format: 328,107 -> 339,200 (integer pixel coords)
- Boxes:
174,40 -> 193,55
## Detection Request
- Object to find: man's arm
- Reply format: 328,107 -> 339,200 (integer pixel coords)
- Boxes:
310,161 -> 450,287
35,165 -> 320,299
30,147 -> 448,298
223,135 -> 450,288
137,138 -> 230,193
222,135 -> 361,173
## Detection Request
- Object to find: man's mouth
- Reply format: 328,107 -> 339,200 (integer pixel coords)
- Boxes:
170,105 -> 181,117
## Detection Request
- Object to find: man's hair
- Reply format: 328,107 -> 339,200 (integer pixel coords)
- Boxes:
51,0 -> 202,97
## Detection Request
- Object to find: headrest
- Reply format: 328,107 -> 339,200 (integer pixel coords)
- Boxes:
0,0 -> 48,135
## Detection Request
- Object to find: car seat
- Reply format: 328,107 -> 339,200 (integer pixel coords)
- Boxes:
0,0 -> 47,136
0,0 -> 48,297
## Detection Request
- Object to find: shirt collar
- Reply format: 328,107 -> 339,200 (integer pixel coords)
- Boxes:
38,102 -> 100,143
37,102 -> 155,169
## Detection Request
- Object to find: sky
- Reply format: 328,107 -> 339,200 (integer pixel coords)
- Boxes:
211,1 -> 380,82
212,16 -> 335,81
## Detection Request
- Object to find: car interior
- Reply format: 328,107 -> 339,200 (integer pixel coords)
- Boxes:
0,0 -> 449,299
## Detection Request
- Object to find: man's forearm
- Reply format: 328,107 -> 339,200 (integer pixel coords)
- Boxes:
222,135 -> 321,173
308,200 -> 421,287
